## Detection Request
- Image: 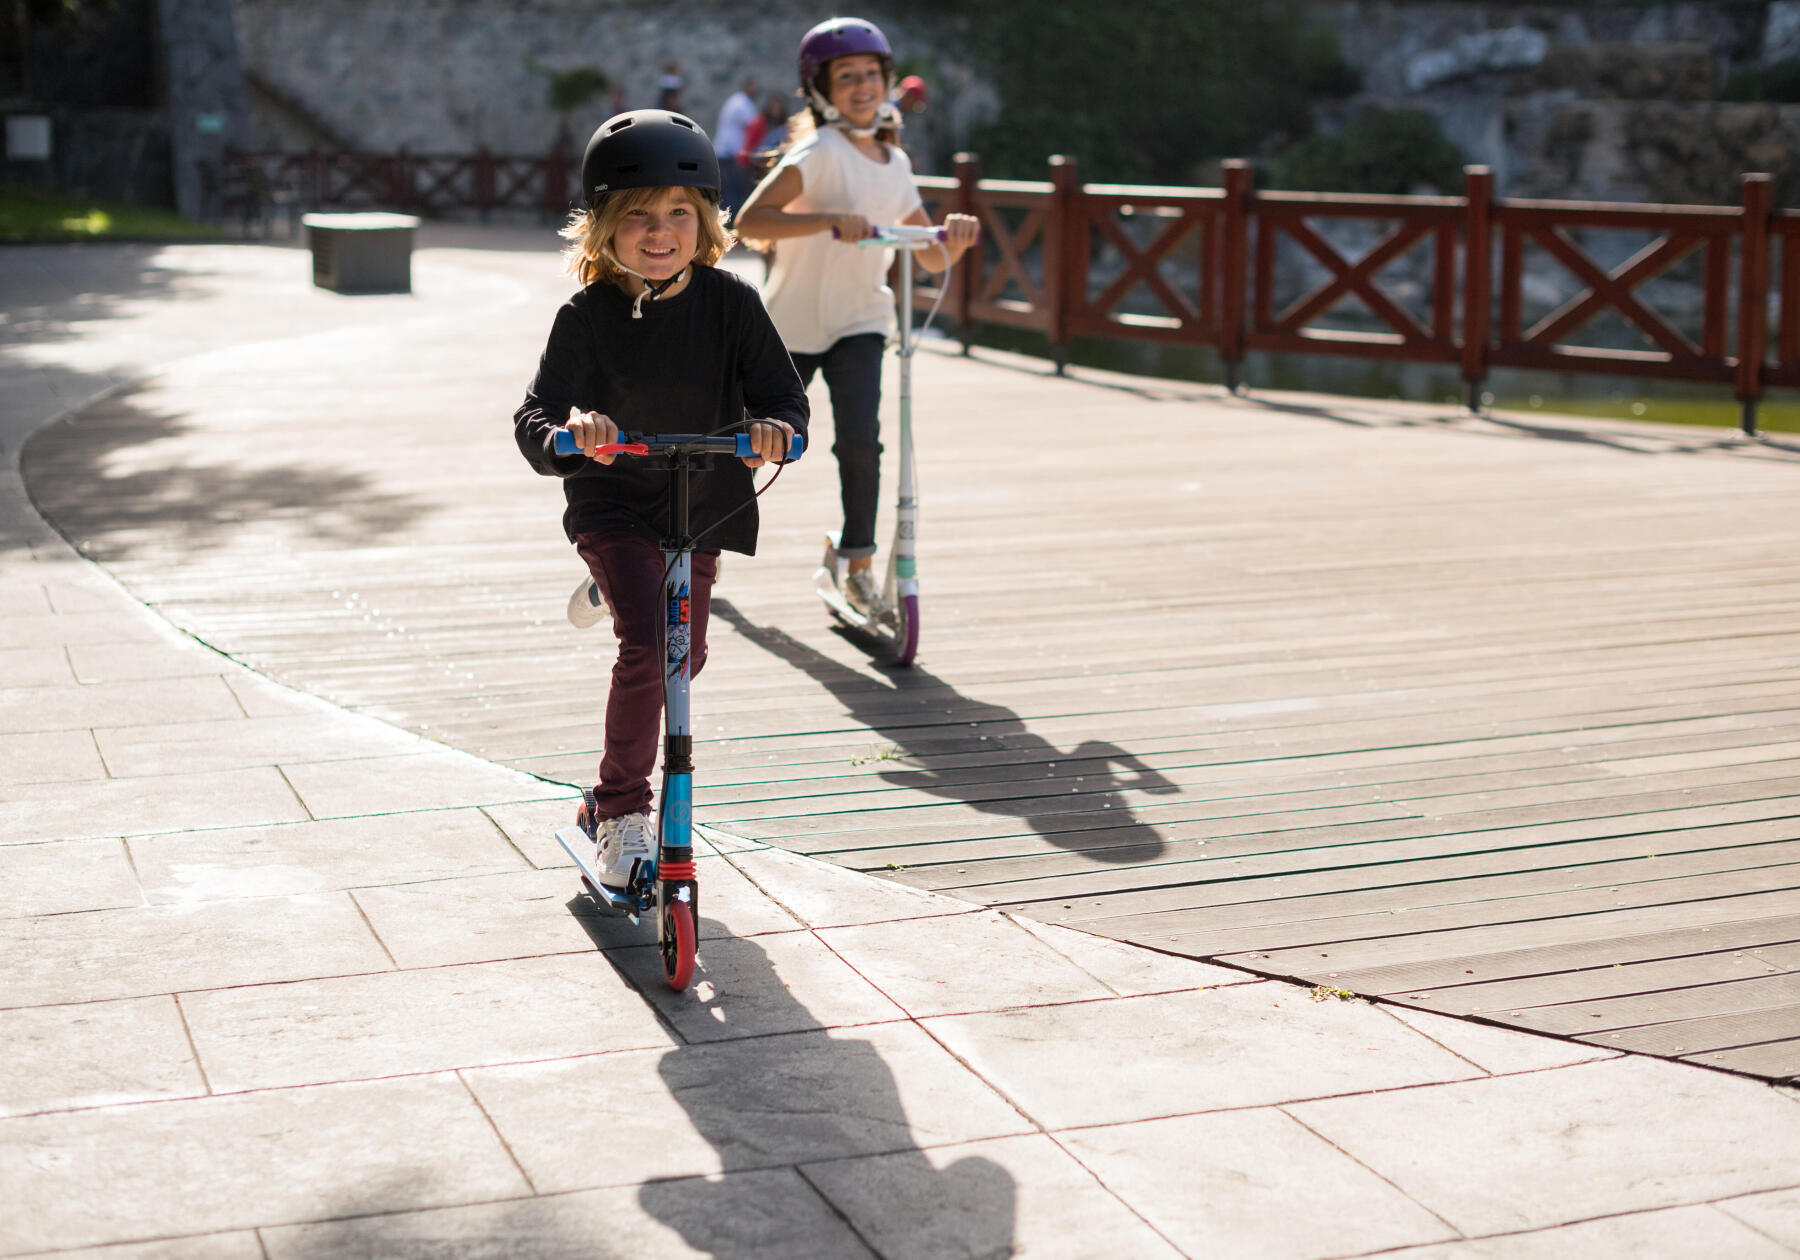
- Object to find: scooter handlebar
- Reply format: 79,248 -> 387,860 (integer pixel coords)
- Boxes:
553,427 -> 804,461
834,223 -> 962,248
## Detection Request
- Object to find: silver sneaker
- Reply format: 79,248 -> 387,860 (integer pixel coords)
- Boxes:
567,574 -> 608,628
594,811 -> 654,889
844,567 -> 883,617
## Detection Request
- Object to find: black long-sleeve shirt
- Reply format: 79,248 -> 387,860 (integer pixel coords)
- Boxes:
514,264 -> 810,555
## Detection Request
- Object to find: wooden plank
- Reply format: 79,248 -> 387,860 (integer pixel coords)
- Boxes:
1337,914 -> 1800,997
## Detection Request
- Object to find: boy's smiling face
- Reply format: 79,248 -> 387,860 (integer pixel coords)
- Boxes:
613,186 -> 701,285
826,53 -> 886,129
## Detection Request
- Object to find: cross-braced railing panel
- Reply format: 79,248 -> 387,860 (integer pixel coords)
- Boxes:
1248,196 -> 1461,363
1493,202 -> 1739,382
966,181 -> 1053,331
1069,189 -> 1221,344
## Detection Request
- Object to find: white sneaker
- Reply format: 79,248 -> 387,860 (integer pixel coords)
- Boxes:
594,811 -> 653,888
567,574 -> 608,628
844,567 -> 883,617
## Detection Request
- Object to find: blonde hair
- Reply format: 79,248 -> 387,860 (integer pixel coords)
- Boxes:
560,185 -> 730,289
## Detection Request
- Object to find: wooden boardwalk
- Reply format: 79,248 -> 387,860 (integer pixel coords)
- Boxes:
27,257 -> 1800,1083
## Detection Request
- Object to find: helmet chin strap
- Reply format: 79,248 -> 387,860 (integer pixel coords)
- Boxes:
617,264 -> 686,318
808,87 -> 903,139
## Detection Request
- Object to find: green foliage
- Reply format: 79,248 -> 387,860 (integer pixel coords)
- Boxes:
1720,57 -> 1800,104
917,0 -> 1356,183
0,183 -> 213,242
525,58 -> 612,114
1272,106 -> 1465,194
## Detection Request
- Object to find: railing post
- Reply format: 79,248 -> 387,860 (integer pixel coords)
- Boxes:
1737,172 -> 1774,436
388,146 -> 411,210
1219,159 -> 1251,393
1044,154 -> 1079,374
954,151 -> 980,355
1461,165 -> 1494,414
543,145 -> 571,221
475,146 -> 496,220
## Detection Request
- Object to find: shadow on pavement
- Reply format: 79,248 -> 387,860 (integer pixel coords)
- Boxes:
611,917 -> 1019,1258
20,384 -> 431,558
713,598 -> 1174,866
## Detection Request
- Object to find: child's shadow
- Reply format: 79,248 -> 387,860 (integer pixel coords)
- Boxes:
712,598 -> 1174,865
572,906 -> 1019,1257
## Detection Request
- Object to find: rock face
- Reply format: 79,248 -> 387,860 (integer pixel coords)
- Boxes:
228,0 -> 991,175
1324,0 -> 1797,204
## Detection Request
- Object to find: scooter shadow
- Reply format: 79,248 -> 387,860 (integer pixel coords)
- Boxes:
567,898 -> 1019,1256
712,598 -> 1173,864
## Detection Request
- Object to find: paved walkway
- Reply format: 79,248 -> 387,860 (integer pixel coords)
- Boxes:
3,229 -> 1800,1257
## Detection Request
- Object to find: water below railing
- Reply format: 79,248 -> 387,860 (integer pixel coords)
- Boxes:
960,324 -> 1800,436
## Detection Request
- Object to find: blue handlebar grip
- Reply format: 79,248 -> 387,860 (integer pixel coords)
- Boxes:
553,428 -> 578,456
733,431 -> 805,460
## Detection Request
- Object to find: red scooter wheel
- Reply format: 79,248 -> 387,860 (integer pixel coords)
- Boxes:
661,899 -> 696,991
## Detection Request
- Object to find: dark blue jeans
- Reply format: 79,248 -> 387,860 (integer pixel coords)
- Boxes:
789,332 -> 884,558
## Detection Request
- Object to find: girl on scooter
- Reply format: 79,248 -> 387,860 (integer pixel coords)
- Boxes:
514,109 -> 807,888
735,16 -> 978,617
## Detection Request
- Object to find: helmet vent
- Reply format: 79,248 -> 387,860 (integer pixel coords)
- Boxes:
676,160 -> 698,170
607,118 -> 634,133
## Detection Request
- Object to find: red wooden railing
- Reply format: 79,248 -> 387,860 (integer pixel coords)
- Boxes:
228,147 -> 577,219
917,157 -> 1786,434
233,145 -> 1786,433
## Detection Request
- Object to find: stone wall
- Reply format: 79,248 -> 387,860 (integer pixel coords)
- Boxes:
228,0 -> 993,174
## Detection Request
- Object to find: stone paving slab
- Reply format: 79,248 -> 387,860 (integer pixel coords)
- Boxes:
127,809 -> 527,903
180,952 -> 674,1093
0,835 -> 137,917
462,1022 -> 1034,1192
276,748 -> 571,817
260,1168 -> 873,1260
42,1236 -> 266,1260
0,1074 -> 530,1254
0,764 -> 309,844
1059,1110 -> 1457,1258
0,894 -> 391,1007
0,995 -> 202,1119
1719,1187 -> 1800,1250
0,728 -> 108,787
816,910 -> 1123,1016
1386,1206 -> 1796,1258
92,711 -> 433,777
1289,1055 -> 1800,1235
922,985 -> 1482,1130
608,929 -> 910,1042
800,1133 -> 1185,1259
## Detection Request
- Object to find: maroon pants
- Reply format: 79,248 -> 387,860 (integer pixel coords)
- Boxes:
574,532 -> 717,820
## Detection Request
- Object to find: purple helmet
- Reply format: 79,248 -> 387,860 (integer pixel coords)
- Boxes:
797,16 -> 893,90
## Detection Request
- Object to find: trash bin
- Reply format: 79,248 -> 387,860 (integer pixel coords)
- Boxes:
302,212 -> 420,294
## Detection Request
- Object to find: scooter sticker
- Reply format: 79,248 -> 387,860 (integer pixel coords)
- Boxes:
667,581 -> 691,679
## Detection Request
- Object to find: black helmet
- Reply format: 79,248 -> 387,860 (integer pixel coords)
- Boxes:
580,109 -> 720,208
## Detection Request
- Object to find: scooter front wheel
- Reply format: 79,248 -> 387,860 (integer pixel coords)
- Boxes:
891,593 -> 920,666
660,899 -> 697,991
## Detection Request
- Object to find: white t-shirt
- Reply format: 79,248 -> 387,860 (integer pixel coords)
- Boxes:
761,126 -> 925,354
714,91 -> 758,158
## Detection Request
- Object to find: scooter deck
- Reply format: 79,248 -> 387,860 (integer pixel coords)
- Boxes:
813,567 -> 898,634
556,825 -> 646,922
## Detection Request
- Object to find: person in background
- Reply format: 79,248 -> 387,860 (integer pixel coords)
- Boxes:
713,74 -> 761,216
739,93 -> 791,176
657,60 -> 684,111
734,17 -> 978,617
